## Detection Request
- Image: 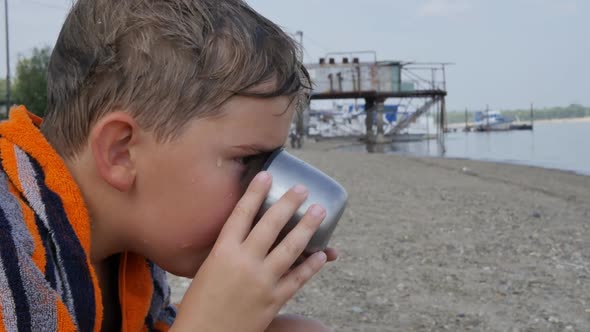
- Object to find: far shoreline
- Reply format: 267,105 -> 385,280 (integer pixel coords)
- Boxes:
532,116 -> 590,124
448,116 -> 590,128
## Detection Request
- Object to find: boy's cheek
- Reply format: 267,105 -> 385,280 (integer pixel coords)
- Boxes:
167,171 -> 243,255
177,199 -> 238,250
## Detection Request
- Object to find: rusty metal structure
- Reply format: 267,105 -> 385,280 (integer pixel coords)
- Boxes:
302,51 -> 450,147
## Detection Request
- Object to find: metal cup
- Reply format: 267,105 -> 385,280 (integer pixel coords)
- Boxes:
248,148 -> 348,255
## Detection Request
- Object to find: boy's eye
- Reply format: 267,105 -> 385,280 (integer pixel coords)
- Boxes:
234,152 -> 271,172
235,155 -> 257,166
236,156 -> 250,165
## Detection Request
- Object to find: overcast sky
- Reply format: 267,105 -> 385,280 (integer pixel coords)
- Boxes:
1,0 -> 588,111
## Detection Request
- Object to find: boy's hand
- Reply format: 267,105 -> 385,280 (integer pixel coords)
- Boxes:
172,171 -> 332,332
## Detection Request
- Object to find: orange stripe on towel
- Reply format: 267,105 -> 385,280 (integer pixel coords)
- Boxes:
56,299 -> 77,332
154,320 -> 171,331
119,252 -> 154,332
0,302 -> 6,332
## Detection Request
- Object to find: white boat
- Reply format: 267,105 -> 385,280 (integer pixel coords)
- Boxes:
474,110 -> 513,131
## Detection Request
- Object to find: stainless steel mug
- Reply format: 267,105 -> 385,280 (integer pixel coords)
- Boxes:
253,148 -> 348,255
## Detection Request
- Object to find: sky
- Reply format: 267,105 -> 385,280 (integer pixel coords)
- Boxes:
1,0 -> 588,111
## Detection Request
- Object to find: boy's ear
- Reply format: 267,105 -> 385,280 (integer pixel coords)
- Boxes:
89,111 -> 139,192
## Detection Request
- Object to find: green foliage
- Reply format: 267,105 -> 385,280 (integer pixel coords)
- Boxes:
12,47 -> 51,117
0,79 -> 13,102
0,78 -> 12,120
448,104 -> 590,124
0,78 -> 7,102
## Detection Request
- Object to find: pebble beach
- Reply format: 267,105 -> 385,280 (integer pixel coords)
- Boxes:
169,139 -> 590,331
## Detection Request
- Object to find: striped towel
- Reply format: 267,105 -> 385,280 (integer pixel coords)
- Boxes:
0,106 -> 177,331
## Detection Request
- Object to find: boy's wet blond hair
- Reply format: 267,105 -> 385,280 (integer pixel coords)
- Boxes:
41,0 -> 310,158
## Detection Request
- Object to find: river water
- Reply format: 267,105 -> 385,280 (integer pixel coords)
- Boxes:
342,121 -> 590,175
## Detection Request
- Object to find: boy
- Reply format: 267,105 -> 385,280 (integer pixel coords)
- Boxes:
0,0 -> 338,331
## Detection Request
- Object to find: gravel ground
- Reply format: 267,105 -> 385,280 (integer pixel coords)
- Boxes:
168,139 -> 590,332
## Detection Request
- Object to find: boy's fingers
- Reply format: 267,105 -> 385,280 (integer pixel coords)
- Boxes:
275,251 -> 327,300
244,185 -> 308,256
264,204 -> 326,276
324,248 -> 339,262
218,172 -> 272,243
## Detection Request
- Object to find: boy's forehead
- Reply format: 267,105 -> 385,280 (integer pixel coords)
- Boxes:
211,94 -> 295,149
232,105 -> 293,144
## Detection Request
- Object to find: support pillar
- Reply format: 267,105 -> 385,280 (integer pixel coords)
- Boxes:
365,98 -> 376,143
440,97 -> 447,133
375,99 -> 387,143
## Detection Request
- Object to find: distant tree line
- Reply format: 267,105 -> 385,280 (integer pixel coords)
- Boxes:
1,47 -> 51,118
447,104 -> 590,124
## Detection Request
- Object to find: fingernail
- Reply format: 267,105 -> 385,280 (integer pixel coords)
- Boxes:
315,251 -> 327,264
310,204 -> 325,218
256,171 -> 271,183
293,184 -> 308,195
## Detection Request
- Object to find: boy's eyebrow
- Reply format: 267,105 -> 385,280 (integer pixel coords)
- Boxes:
235,143 -> 284,154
